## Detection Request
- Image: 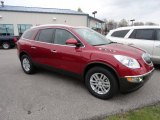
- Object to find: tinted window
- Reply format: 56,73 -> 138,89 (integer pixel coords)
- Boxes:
37,29 -> 54,43
111,30 -> 129,38
54,29 -> 76,45
130,29 -> 154,40
156,30 -> 160,40
22,30 -> 35,39
129,30 -> 136,38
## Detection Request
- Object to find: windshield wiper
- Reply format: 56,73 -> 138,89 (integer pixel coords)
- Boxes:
93,43 -> 108,46
108,41 -> 117,44
93,41 -> 117,46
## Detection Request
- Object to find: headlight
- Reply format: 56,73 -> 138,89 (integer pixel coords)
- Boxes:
114,55 -> 140,69
142,53 -> 152,65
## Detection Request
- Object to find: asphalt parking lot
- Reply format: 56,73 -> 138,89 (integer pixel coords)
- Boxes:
0,49 -> 160,120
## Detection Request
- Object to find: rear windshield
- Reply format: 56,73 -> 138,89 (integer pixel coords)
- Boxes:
22,29 -> 36,40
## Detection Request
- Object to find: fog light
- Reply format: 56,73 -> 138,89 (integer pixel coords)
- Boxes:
127,77 -> 143,83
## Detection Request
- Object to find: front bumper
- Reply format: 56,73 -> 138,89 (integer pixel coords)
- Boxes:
119,68 -> 154,93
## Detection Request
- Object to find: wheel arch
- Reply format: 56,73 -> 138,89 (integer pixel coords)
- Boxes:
19,51 -> 30,60
83,62 -> 120,88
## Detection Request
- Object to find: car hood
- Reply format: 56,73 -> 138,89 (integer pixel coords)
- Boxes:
94,43 -> 144,59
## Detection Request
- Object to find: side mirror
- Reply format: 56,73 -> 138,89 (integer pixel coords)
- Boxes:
66,38 -> 79,46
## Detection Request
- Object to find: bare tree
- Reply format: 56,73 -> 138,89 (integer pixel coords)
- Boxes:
104,18 -> 159,33
145,22 -> 157,26
103,19 -> 108,34
134,22 -> 144,26
106,19 -> 118,31
118,19 -> 128,27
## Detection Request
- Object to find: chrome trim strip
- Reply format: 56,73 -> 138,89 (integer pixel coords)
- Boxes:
125,68 -> 154,78
21,27 -> 86,48
34,40 -> 77,47
21,38 -> 85,48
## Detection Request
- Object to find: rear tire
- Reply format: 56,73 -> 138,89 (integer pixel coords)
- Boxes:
2,42 -> 10,49
20,55 -> 35,74
85,67 -> 118,99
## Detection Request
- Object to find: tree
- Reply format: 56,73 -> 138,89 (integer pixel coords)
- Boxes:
106,19 -> 118,31
103,19 -> 108,34
118,19 -> 128,27
77,8 -> 83,12
133,22 -> 144,26
145,22 -> 157,26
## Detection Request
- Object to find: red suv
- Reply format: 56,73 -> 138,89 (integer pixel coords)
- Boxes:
17,25 -> 154,99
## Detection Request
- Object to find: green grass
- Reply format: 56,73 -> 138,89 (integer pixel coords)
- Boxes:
104,104 -> 160,120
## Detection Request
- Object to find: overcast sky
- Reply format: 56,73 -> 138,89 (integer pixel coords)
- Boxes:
4,0 -> 160,24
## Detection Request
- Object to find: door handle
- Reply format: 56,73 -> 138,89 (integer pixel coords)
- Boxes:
31,46 -> 36,49
51,50 -> 57,53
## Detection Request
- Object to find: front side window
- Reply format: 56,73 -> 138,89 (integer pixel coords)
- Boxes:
156,30 -> 160,40
18,24 -> 32,36
0,24 -> 14,36
75,28 -> 111,46
130,29 -> 154,40
36,29 -> 54,43
111,30 -> 129,38
54,29 -> 76,45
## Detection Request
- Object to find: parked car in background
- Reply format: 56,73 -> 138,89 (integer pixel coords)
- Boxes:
17,24 -> 154,99
106,26 -> 160,64
0,27 -> 17,49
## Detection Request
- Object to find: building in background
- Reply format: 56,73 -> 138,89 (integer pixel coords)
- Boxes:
0,4 -> 104,36
88,16 -> 105,33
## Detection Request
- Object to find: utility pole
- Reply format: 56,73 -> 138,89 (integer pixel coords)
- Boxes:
92,11 -> 97,18
130,19 -> 135,26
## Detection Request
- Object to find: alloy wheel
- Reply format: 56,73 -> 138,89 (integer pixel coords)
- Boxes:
90,73 -> 111,95
22,58 -> 31,72
2,43 -> 10,49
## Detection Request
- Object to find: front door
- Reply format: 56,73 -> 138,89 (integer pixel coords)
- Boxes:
52,28 -> 83,74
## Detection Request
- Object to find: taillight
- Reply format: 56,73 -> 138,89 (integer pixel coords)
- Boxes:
13,37 -> 17,43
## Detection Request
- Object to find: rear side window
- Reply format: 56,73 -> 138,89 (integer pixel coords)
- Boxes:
156,30 -> 160,40
22,30 -> 35,39
129,30 -> 136,38
129,29 -> 154,40
36,29 -> 54,43
54,29 -> 76,45
111,30 -> 129,38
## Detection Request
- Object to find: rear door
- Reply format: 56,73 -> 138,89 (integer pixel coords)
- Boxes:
31,28 -> 58,67
152,29 -> 160,63
126,29 -> 155,55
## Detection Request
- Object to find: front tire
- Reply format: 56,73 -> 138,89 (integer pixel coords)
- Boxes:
2,42 -> 10,49
21,55 -> 35,74
85,67 -> 118,99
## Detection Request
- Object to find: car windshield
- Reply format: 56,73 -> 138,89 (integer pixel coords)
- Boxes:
75,28 -> 111,46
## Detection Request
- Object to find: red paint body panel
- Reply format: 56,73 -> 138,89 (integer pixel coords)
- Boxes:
17,25 -> 154,79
